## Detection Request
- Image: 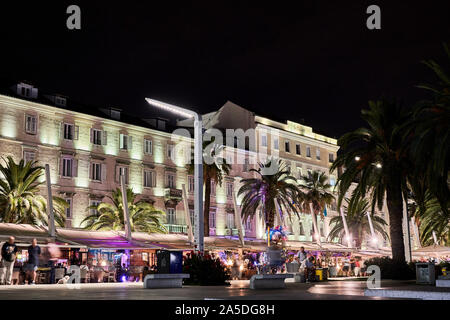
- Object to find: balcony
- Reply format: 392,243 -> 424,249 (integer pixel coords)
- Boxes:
225,228 -> 239,236
164,188 -> 183,200
164,224 -> 187,234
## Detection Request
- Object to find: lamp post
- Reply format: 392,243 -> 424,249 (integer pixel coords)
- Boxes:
145,98 -> 204,253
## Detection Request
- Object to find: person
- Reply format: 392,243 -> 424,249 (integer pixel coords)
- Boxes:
297,247 -> 307,268
305,256 -> 316,282
342,254 -> 351,277
1,237 -> 18,285
25,238 -> 41,285
354,259 -> 361,277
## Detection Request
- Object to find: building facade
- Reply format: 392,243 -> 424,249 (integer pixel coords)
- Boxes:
0,82 -> 393,249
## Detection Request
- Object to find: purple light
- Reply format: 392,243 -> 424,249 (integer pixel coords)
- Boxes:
121,275 -> 127,282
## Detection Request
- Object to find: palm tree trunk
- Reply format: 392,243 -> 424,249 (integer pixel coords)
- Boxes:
265,198 -> 275,229
204,176 -> 211,237
386,182 -> 406,264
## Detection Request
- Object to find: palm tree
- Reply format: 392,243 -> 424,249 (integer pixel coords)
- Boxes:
238,159 -> 300,233
409,43 -> 450,209
412,191 -> 450,246
81,187 -> 167,234
298,170 -> 335,242
188,142 -> 231,236
328,197 -> 389,248
0,156 -> 67,227
330,100 -> 412,263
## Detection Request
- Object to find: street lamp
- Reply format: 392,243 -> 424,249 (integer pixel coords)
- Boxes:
145,98 -> 204,253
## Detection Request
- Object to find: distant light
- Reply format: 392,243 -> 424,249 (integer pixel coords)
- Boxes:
376,163 -> 382,168
239,265 -> 244,271
121,275 -> 127,282
314,233 -> 320,240
371,237 -> 378,244
346,236 -> 351,241
354,156 -> 361,161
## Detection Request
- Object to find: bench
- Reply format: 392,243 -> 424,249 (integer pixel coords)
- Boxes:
249,274 -> 293,289
143,274 -> 190,289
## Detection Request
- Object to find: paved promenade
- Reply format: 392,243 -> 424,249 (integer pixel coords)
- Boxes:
0,279 -> 413,300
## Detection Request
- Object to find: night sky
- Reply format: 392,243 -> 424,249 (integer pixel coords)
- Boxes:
1,1 -> 449,138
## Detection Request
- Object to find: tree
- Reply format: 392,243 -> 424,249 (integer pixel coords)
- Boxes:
331,100 -> 412,264
238,159 -> 300,233
328,197 -> 389,248
81,187 -> 167,234
409,42 -> 450,209
188,142 -> 231,237
0,156 -> 67,227
298,170 -> 335,241
412,191 -> 450,246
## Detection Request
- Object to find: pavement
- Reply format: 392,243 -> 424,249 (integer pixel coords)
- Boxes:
0,279 -> 415,300
365,283 -> 450,300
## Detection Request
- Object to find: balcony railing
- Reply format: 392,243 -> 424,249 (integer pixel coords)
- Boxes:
164,224 -> 187,234
164,188 -> 183,200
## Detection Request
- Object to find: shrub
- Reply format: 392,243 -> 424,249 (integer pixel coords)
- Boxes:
364,256 -> 416,280
183,251 -> 230,286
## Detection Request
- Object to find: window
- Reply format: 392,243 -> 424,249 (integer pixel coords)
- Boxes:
243,158 -> 249,172
226,213 -> 235,229
89,200 -> 101,216
117,166 -> 129,184
167,144 -> 175,161
188,176 -> 194,193
62,157 -> 74,177
299,221 -> 305,235
25,115 -> 37,134
144,170 -> 156,187
189,209 -> 195,227
296,144 -> 301,155
63,123 -> 78,140
285,140 -> 290,153
91,163 -> 102,181
316,148 -> 321,160
65,198 -> 72,219
261,135 -> 267,147
296,166 -> 303,179
23,150 -> 36,163
167,208 -> 176,225
91,129 -> 105,145
209,210 -> 216,228
226,183 -> 233,198
329,153 -> 334,163
55,96 -> 66,106
306,146 -> 311,158
245,218 -> 252,231
144,139 -> 153,155
119,134 -> 132,150
167,174 -> 175,188
307,169 -> 312,179
210,180 -> 216,195
273,138 -> 279,150
329,175 -> 336,187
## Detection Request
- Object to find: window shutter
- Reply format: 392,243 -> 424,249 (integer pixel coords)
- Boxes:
102,131 -> 107,145
59,122 -> 63,141
90,128 -> 93,143
101,163 -> 106,182
58,157 -> 61,175
128,136 -> 133,150
119,134 -> 124,149
73,159 -> 78,177
115,165 -> 118,183
152,171 -> 156,187
74,126 -> 79,140
89,162 -> 93,180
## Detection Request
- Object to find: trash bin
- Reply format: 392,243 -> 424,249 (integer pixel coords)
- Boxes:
416,262 -> 435,285
316,268 -> 328,281
286,262 -> 299,273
